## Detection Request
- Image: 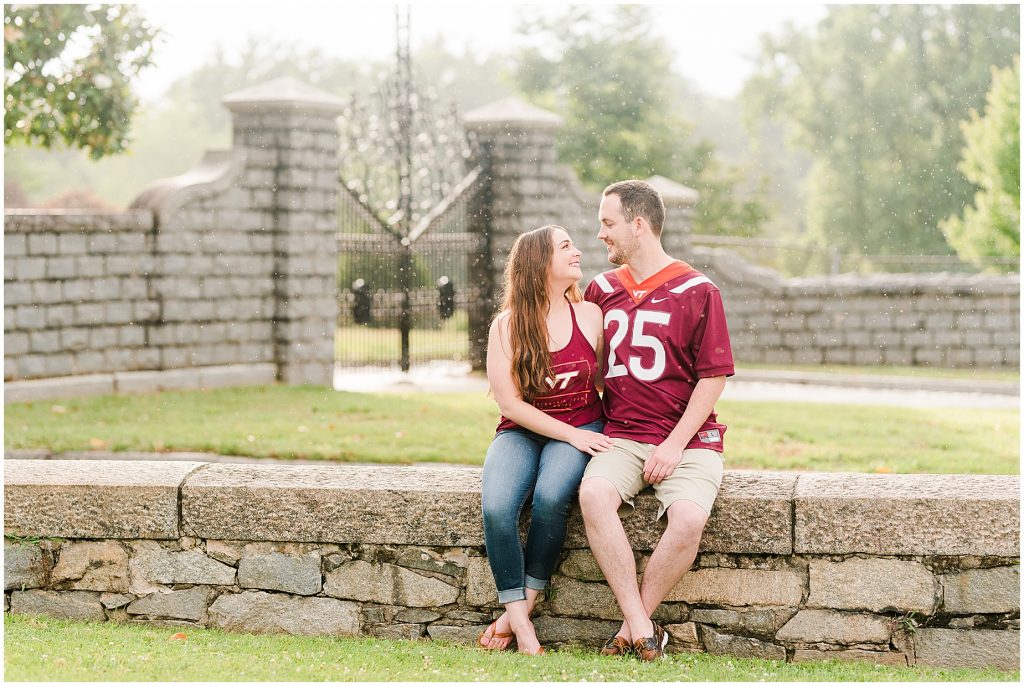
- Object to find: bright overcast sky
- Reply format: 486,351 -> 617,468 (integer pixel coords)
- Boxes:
135,1 -> 827,101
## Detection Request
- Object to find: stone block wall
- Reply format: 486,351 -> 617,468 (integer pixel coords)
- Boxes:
130,148 -> 278,376
4,459 -> 1018,671
691,248 -> 1020,369
4,211 -> 159,380
4,77 -> 342,389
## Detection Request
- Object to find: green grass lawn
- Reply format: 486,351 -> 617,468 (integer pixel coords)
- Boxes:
4,385 -> 1018,474
3,615 -> 1016,682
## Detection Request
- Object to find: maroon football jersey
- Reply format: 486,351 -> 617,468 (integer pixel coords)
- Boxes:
584,261 -> 734,451
497,302 -> 604,433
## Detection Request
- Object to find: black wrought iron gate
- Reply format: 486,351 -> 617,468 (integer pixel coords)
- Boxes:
336,173 -> 485,372
334,7 -> 488,373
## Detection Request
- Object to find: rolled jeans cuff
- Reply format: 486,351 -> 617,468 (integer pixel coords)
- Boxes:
496,576 -> 548,604
497,587 -> 527,604
525,574 -> 548,592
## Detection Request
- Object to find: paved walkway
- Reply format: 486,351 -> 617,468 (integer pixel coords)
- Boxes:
334,365 -> 1019,409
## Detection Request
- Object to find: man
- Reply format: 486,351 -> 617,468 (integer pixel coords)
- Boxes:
580,179 -> 734,661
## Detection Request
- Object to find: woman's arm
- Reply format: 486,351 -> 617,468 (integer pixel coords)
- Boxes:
578,302 -> 606,393
487,313 -> 611,455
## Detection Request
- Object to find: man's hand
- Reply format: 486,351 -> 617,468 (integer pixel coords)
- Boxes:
644,376 -> 728,484
643,440 -> 684,483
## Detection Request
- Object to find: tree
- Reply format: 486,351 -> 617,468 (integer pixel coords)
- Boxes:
941,57 -> 1020,271
744,5 -> 1019,259
4,34 -> 509,208
4,4 -> 159,159
512,5 -> 768,236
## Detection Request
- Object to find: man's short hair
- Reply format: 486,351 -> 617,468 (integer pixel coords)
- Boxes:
603,180 -> 666,238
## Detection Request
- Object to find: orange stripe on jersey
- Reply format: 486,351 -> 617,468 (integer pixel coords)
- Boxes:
615,260 -> 695,304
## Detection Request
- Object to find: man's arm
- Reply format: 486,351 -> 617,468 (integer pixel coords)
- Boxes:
642,375 -> 727,484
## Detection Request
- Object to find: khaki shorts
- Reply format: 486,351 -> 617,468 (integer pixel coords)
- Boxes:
582,437 -> 724,520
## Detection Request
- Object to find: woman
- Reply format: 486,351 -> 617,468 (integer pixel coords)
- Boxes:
478,225 -> 612,656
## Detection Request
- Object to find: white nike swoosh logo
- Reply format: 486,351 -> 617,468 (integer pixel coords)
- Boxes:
651,297 -> 668,303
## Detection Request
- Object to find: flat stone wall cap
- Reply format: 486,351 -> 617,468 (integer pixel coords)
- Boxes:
3,209 -> 153,233
646,175 -> 700,205
182,463 -> 484,545
795,473 -> 1020,556
700,471 -> 796,554
223,77 -> 346,115
4,460 -> 204,540
170,463 -> 795,553
463,97 -> 563,132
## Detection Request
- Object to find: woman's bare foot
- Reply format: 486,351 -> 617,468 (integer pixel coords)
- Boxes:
510,617 -> 543,655
478,614 -> 514,650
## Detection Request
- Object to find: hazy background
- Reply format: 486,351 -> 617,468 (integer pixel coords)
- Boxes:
134,2 -> 827,101
6,1 -> 825,216
5,2 -> 1018,275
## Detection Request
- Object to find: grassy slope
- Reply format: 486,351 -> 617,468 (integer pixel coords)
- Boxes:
4,386 -> 1018,474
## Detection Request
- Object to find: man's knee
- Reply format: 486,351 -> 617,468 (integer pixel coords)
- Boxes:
578,478 -> 621,517
665,500 -> 709,544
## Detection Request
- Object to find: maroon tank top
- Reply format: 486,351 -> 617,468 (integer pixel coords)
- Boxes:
496,302 -> 605,433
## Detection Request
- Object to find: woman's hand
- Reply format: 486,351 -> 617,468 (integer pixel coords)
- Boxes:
567,428 -> 614,456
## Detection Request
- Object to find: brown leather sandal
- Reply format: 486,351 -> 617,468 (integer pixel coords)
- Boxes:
477,620 -> 515,651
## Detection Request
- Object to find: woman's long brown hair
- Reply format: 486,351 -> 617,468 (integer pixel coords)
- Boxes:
500,225 -> 583,401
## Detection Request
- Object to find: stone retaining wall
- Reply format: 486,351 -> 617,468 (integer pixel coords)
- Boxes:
4,459 -> 1018,671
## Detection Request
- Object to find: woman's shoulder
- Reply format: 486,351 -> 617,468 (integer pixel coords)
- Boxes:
572,300 -> 604,334
489,309 -> 512,333
572,300 -> 603,322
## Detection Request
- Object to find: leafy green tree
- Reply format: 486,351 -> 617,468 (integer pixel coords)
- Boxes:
512,5 -> 768,236
941,58 -> 1020,271
744,5 -> 1019,259
514,6 -> 692,185
4,4 -> 159,159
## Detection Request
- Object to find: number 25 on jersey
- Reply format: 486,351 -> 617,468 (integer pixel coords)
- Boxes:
604,309 -> 670,382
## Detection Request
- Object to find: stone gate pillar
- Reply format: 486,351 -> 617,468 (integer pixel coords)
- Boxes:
463,98 -> 564,369
463,97 -> 564,287
223,78 -> 345,385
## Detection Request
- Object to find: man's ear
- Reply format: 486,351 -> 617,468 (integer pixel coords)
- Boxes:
634,215 -> 648,236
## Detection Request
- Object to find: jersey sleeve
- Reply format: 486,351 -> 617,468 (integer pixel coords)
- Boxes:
583,278 -> 602,305
691,288 -> 735,378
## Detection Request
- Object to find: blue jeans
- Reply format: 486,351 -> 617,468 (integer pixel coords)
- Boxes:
480,420 -> 603,603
